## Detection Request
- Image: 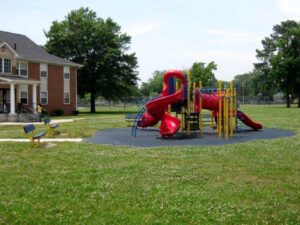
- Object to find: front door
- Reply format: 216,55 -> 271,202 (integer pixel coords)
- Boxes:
0,89 -> 11,113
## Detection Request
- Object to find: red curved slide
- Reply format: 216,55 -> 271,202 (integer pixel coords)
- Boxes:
236,110 -> 262,130
138,70 -> 185,137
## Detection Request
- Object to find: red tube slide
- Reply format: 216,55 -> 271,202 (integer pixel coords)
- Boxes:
138,70 -> 185,137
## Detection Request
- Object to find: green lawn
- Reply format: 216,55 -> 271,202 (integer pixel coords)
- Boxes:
0,105 -> 299,224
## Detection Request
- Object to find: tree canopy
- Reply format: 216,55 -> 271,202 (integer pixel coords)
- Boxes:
234,68 -> 280,99
45,7 -> 139,112
189,61 -> 217,87
255,20 -> 300,107
140,70 -> 165,97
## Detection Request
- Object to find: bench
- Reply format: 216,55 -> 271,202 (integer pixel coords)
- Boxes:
44,117 -> 59,136
23,124 -> 46,145
125,114 -> 138,126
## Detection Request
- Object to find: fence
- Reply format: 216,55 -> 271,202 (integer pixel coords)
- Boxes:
237,95 -> 297,105
78,95 -> 296,108
77,96 -> 152,109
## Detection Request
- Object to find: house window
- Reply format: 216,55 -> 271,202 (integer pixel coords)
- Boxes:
64,92 -> 70,104
19,91 -> 28,104
40,91 -> 48,105
40,71 -> 47,78
4,59 -> 11,73
40,63 -> 48,78
64,66 -> 70,79
64,73 -> 70,79
0,59 -> 2,73
0,58 -> 12,74
16,62 -> 28,76
64,66 -> 70,104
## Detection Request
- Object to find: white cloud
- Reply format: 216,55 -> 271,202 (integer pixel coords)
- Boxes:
201,29 -> 254,39
276,0 -> 300,20
125,20 -> 164,37
167,49 -> 255,63
199,28 -> 262,46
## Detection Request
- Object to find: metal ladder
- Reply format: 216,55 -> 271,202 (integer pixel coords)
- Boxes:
131,95 -> 160,137
131,104 -> 146,137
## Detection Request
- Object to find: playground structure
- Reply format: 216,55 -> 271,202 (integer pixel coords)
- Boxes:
132,70 -> 262,139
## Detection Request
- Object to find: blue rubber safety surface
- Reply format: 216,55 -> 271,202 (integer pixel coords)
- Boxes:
84,127 -> 295,148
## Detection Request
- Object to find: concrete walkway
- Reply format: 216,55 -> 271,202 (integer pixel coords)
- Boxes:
0,119 -> 76,126
0,118 -> 85,142
0,138 -> 83,142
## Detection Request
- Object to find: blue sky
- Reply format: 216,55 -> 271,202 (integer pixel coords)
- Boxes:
1,0 -> 299,82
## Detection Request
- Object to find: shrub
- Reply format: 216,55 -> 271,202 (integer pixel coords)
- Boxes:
52,109 -> 64,116
73,110 -> 80,115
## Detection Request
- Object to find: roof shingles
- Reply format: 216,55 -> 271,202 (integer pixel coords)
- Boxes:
0,30 -> 82,67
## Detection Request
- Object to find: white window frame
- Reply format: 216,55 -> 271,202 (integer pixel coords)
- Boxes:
40,91 -> 48,105
16,61 -> 28,77
4,59 -> 12,73
1,58 -> 12,74
40,71 -> 47,78
64,92 -> 70,104
64,66 -> 70,104
19,90 -> 28,105
64,72 -> 70,79
40,63 -> 48,78
64,66 -> 70,79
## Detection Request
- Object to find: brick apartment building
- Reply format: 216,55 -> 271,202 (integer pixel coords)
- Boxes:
0,30 -> 82,121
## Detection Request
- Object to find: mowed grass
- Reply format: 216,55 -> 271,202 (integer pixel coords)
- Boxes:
0,105 -> 299,224
0,106 -> 138,139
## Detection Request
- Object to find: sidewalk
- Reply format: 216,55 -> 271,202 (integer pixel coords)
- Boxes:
0,119 -> 75,126
0,118 -> 85,142
0,138 -> 83,142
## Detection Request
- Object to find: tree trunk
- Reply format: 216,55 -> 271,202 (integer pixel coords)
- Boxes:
90,91 -> 96,113
286,90 -> 290,108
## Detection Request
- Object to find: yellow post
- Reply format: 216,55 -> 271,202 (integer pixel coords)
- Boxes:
193,82 -> 196,113
227,88 -> 230,139
187,70 -> 191,136
218,80 -> 222,138
229,81 -> 234,136
174,81 -> 179,118
224,88 -> 229,140
224,90 -> 226,139
199,81 -> 202,132
233,85 -> 237,132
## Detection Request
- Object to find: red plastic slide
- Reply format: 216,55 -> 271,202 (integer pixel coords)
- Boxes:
138,70 -> 185,137
236,110 -> 262,130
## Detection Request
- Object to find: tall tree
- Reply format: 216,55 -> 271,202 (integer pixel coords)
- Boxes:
45,7 -> 138,112
255,20 -> 300,107
189,61 -> 217,87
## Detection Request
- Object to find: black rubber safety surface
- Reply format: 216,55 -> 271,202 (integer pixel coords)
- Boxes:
85,127 -> 295,147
